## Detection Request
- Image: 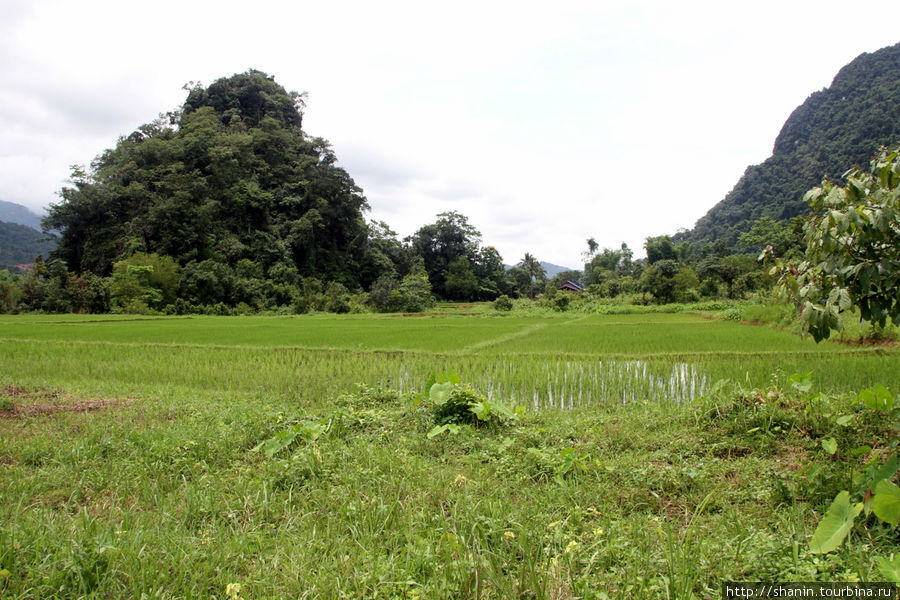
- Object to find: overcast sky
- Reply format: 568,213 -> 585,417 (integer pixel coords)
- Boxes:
0,1 -> 897,268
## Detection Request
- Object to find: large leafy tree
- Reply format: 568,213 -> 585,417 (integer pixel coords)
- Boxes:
644,235 -> 676,264
774,144 -> 900,341
45,70 -> 370,307
408,211 -> 483,299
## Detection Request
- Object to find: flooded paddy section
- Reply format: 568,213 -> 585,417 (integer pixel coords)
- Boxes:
477,359 -> 706,410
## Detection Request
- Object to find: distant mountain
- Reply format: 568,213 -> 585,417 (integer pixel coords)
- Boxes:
505,261 -> 576,277
678,42 -> 900,247
540,261 -> 576,278
0,200 -> 44,231
0,221 -> 57,271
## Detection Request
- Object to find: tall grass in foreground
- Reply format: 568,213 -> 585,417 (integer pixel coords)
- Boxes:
3,383 -> 891,599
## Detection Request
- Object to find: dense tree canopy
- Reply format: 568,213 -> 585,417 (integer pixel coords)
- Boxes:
45,70 -> 371,308
405,211 -> 507,301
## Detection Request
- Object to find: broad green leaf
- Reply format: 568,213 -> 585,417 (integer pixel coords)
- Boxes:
859,386 -> 894,412
872,480 -> 900,526
429,382 -> 454,406
850,445 -> 872,457
788,372 -> 813,394
809,491 -> 862,554
427,424 -> 460,438
264,430 -> 296,458
835,414 -> 855,426
418,372 -> 461,406
837,288 -> 852,310
469,401 -> 489,420
821,437 -> 837,455
861,454 -> 900,492
877,554 -> 900,584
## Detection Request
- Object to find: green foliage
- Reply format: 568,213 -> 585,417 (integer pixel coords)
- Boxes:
418,372 -> 518,432
0,269 -> 22,313
639,259 -> 679,303
395,266 -> 435,312
504,266 -> 532,298
804,383 -> 899,555
45,70 -> 370,308
252,419 -> 328,458
738,216 -> 802,258
492,294 -> 513,311
775,144 -> 900,341
809,492 -> 863,554
879,554 -> 900,583
443,256 -> 478,301
110,252 -> 180,312
644,236 -> 676,264
0,221 -> 56,271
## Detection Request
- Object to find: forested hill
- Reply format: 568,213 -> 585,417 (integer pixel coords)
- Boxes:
46,70 -> 372,287
0,221 -> 56,271
679,42 -> 900,247
41,70 -> 517,311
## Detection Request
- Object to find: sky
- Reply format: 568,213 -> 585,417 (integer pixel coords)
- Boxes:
0,1 -> 897,268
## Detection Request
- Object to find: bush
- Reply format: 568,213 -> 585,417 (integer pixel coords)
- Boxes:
418,373 -> 519,431
492,294 -> 513,311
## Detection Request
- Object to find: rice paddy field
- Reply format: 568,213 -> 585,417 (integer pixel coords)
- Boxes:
1,310 -> 898,598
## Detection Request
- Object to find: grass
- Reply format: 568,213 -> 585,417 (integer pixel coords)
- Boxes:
0,310 -> 898,598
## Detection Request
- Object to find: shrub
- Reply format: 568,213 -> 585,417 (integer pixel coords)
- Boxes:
492,294 -> 513,311
417,373 -> 519,435
554,294 -> 571,311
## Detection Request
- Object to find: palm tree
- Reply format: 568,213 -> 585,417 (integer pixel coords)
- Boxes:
518,253 -> 546,298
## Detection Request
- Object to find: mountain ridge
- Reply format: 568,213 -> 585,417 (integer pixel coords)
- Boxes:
0,200 -> 43,231
679,42 -> 900,246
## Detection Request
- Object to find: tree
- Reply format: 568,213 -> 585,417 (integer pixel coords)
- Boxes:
110,252 -> 180,311
518,253 -> 546,299
471,246 -> 505,300
639,259 -> 679,304
738,216 -> 802,258
396,265 -> 435,312
408,211 -> 482,298
443,256 -> 478,301
0,270 -> 22,313
581,237 -> 599,263
644,235 -> 676,264
774,144 -> 900,342
505,267 -> 532,298
584,243 -> 633,285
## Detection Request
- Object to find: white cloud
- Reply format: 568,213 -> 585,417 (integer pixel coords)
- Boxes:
0,0 -> 897,267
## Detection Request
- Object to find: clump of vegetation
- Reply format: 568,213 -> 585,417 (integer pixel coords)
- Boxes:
492,294 -> 513,311
415,372 -> 520,437
774,143 -> 900,342
695,371 -> 899,580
